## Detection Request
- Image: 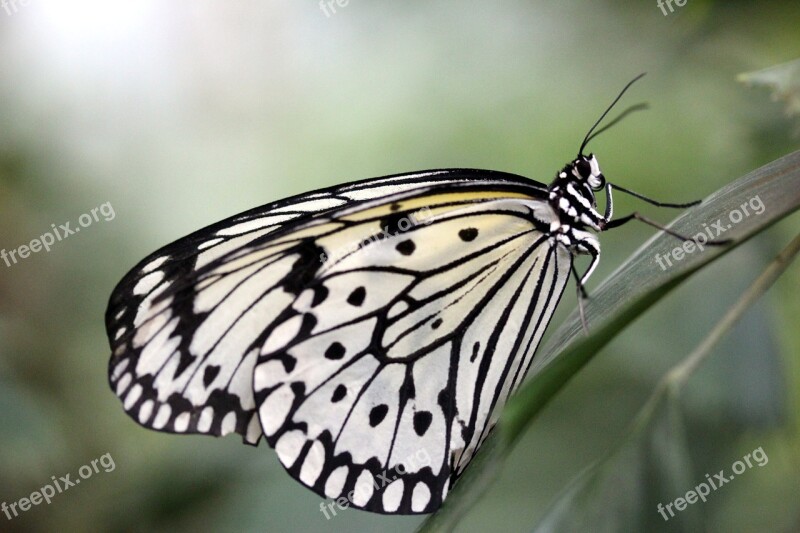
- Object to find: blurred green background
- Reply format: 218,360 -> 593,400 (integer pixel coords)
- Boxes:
1,1 -> 799,532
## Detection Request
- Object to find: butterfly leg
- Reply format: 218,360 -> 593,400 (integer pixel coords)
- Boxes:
569,260 -> 589,334
603,212 -> 731,245
602,181 -> 614,221
568,230 -> 600,333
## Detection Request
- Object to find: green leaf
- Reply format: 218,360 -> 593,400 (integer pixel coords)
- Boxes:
417,150 -> 800,532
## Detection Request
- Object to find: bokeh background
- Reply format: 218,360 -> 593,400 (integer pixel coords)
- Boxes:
1,1 -> 799,532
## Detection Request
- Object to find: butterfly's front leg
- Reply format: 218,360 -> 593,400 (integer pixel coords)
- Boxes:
565,229 -> 600,332
570,229 -> 600,289
602,181 -> 614,222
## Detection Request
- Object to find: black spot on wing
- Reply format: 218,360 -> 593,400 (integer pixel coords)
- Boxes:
396,239 -> 416,256
325,342 -> 346,360
459,228 -> 479,242
203,365 -> 221,388
331,384 -> 347,403
369,404 -> 389,427
347,286 -> 366,306
413,411 -> 433,436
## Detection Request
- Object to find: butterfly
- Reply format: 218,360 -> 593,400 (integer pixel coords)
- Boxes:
105,75 -> 707,514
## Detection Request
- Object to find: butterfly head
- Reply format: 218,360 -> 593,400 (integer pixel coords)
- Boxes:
552,153 -> 606,193
573,153 -> 606,191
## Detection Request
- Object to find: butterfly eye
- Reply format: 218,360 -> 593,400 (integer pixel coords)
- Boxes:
576,159 -> 592,179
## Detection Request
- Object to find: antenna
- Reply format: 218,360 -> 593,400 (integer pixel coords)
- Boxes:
578,73 -> 646,156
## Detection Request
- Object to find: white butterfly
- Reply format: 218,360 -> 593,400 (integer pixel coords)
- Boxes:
106,76 -> 703,514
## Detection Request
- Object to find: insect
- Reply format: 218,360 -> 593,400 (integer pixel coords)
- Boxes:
106,75 -> 710,514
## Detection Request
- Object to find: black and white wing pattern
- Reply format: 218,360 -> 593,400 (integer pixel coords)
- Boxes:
106,169 -> 572,514
107,170 -> 482,444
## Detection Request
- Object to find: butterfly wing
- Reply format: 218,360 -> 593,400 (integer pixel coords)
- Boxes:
106,169 -> 546,445
248,182 -> 572,513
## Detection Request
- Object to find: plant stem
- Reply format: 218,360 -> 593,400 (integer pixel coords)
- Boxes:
667,232 -> 800,390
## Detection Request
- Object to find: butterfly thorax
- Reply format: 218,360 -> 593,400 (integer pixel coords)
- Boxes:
544,154 -> 607,257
